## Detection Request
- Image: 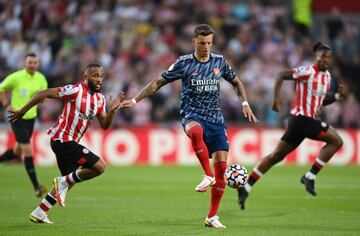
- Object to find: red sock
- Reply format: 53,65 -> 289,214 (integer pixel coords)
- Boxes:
208,161 -> 227,218
188,126 -> 213,177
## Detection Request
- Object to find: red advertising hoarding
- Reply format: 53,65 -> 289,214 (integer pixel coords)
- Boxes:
0,127 -> 359,166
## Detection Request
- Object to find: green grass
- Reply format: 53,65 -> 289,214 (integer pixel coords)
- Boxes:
0,164 -> 359,236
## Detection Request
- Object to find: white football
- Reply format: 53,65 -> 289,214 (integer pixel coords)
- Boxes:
225,164 -> 248,188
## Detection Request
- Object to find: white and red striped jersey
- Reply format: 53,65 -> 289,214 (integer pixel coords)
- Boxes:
47,83 -> 106,143
290,64 -> 331,118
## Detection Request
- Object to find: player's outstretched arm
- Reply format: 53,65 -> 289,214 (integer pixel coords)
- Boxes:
97,92 -> 124,130
8,88 -> 59,122
121,77 -> 168,108
272,70 -> 293,112
229,76 -> 259,123
322,84 -> 346,106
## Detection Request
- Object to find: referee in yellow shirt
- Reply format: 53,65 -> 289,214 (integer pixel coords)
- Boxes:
0,53 -> 48,197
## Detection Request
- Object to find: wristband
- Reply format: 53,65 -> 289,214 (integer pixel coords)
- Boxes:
242,101 -> 249,107
131,98 -> 137,104
334,93 -> 343,101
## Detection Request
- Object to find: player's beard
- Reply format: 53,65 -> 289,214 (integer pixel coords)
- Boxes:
318,64 -> 327,71
88,81 -> 102,93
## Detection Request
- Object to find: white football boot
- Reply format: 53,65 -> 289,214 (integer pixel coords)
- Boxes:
29,209 -> 54,224
53,177 -> 69,207
195,175 -> 216,192
204,215 -> 226,228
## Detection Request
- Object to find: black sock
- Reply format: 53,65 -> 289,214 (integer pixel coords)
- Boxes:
0,149 -> 18,162
309,158 -> 326,176
24,156 -> 40,190
247,175 -> 257,186
72,171 -> 82,183
247,170 -> 262,186
310,165 -> 321,175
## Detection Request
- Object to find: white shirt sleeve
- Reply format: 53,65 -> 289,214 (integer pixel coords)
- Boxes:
57,84 -> 80,100
291,65 -> 312,80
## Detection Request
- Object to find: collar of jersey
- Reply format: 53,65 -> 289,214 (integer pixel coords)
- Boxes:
22,69 -> 37,77
193,53 -> 211,64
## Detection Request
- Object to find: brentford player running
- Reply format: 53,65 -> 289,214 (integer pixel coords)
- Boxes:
121,24 -> 258,228
238,42 -> 346,210
9,62 -> 123,223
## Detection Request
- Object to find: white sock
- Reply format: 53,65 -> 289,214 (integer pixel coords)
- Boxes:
244,183 -> 252,192
33,206 -> 44,214
305,171 -> 316,180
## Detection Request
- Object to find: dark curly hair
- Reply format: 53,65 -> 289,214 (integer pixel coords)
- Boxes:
312,42 -> 331,52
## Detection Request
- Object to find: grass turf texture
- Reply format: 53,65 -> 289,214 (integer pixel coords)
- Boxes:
0,164 -> 359,236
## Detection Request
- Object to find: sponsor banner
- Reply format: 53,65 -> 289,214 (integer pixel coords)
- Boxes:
0,127 -> 359,166
313,0 -> 360,13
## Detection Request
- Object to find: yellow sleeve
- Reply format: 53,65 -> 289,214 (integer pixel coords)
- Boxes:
42,75 -> 48,90
0,72 -> 17,92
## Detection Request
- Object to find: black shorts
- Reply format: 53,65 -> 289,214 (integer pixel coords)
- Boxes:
10,118 -> 35,143
50,139 -> 100,176
281,115 -> 330,147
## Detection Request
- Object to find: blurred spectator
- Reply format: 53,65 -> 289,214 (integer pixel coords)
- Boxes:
341,94 -> 360,128
326,7 -> 344,41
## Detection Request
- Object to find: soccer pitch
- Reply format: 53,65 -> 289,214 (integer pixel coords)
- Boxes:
0,164 -> 359,236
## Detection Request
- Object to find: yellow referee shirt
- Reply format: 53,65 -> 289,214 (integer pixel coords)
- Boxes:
0,69 -> 48,119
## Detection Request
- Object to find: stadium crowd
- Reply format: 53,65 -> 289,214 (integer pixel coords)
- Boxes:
0,0 -> 359,128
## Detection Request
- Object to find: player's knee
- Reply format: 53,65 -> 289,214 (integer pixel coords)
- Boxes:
335,137 -> 343,150
97,163 -> 106,175
94,160 -> 106,176
20,144 -> 33,157
328,135 -> 343,150
188,126 -> 203,143
215,179 -> 226,188
14,148 -> 22,157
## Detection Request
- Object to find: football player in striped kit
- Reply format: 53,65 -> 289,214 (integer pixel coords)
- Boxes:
238,42 -> 346,210
9,62 -> 124,223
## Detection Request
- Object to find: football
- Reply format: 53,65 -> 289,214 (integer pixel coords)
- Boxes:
225,164 -> 248,188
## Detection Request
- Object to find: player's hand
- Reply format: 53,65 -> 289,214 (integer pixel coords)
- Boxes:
120,99 -> 136,108
109,92 -> 125,112
337,84 -> 346,97
5,105 -> 14,112
272,99 -> 281,112
7,109 -> 25,123
242,105 -> 259,123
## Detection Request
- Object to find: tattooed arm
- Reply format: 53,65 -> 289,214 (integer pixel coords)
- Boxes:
121,77 -> 168,108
